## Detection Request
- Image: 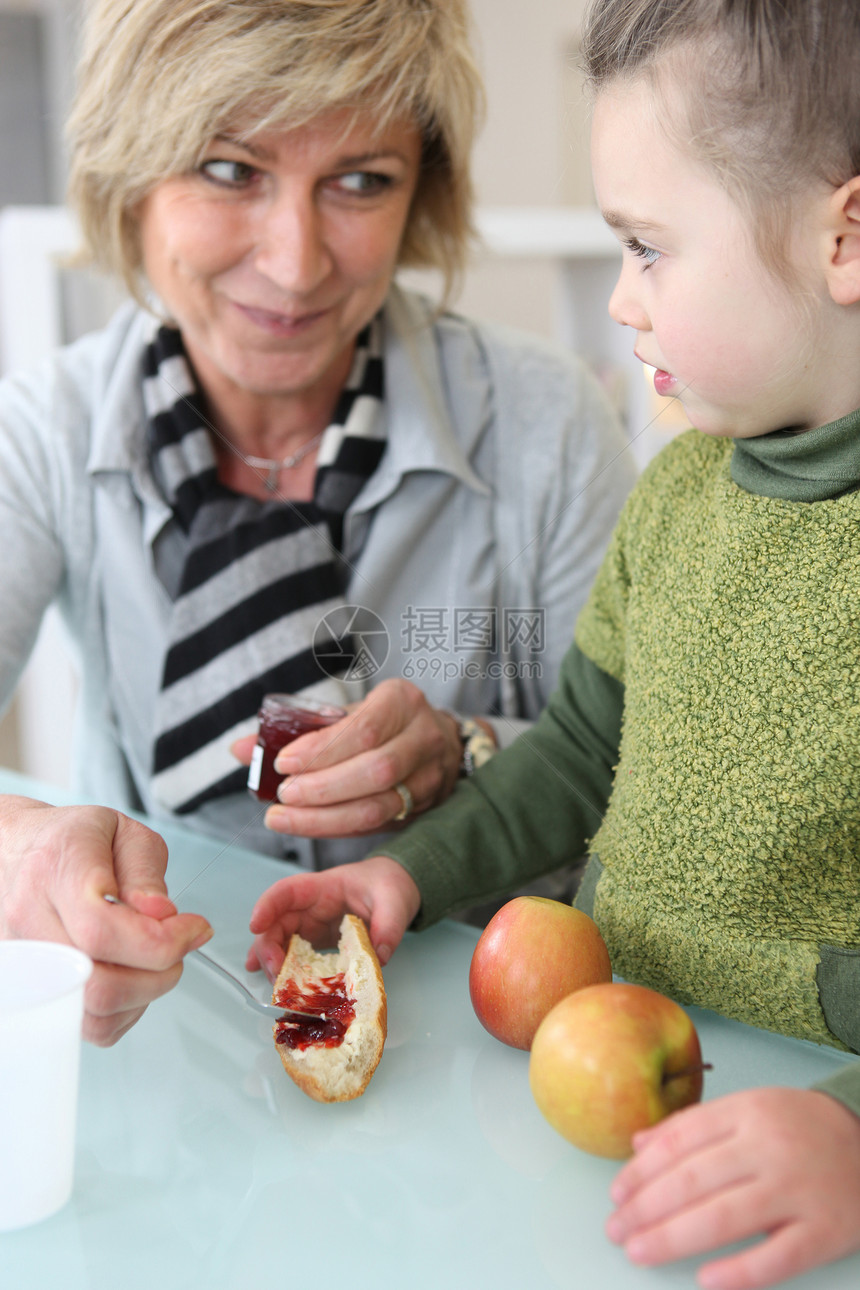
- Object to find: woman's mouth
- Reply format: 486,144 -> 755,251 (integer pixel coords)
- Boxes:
233,301 -> 330,336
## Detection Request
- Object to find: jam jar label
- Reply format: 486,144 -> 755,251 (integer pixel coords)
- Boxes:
247,742 -> 264,792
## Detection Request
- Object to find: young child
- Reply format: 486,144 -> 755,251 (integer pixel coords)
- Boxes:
246,1 -> 860,1284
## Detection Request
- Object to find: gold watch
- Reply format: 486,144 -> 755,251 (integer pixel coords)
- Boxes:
455,717 -> 497,777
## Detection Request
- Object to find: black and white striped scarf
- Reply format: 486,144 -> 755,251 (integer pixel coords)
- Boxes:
144,319 -> 385,814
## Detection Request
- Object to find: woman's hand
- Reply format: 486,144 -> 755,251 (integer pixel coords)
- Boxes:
232,679 -> 490,837
246,855 -> 421,975
606,1085 -> 860,1289
0,796 -> 213,1045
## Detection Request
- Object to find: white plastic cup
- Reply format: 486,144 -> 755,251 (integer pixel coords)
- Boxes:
0,940 -> 93,1230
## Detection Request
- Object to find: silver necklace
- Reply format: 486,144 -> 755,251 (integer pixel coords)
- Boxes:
236,431 -> 325,492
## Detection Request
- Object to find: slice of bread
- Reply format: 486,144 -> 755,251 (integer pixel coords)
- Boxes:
271,914 -> 387,1102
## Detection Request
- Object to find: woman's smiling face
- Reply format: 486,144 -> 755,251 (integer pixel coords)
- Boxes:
590,77 -> 838,439
137,108 -> 422,417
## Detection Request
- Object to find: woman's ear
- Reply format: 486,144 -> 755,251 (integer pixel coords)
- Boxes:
825,176 -> 860,305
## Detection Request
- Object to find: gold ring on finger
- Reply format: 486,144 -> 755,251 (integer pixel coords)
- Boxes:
393,782 -> 414,822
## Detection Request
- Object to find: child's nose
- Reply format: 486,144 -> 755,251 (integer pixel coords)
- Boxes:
608,267 -> 650,332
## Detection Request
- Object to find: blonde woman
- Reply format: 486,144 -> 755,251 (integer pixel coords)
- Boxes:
0,0 -> 634,1042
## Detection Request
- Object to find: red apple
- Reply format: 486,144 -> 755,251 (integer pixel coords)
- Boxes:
468,897 -> 612,1050
529,981 -> 707,1159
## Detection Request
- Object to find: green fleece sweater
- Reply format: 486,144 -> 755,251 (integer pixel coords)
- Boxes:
378,413 -> 860,1115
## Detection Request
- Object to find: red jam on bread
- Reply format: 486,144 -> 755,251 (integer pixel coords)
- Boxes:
274,973 -> 356,1050
271,914 -> 387,1102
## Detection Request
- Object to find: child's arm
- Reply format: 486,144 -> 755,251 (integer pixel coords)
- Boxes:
245,855 -> 421,976
247,640 -> 624,968
377,642 -> 624,929
606,1085 -> 860,1289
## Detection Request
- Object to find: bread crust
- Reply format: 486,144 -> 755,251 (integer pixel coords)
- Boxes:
271,914 -> 387,1102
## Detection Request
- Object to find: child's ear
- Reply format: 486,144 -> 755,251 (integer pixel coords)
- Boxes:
825,176 -> 860,305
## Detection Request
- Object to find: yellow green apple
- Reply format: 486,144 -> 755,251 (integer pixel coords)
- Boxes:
529,982 -> 707,1159
468,896 -> 612,1050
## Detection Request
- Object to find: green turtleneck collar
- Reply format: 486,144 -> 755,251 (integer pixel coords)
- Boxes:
730,406 -> 860,502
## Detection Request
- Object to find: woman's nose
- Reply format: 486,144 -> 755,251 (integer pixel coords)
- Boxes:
253,194 -> 332,294
608,264 -> 650,332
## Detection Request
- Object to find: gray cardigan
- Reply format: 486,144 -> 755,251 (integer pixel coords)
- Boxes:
0,286 -> 636,865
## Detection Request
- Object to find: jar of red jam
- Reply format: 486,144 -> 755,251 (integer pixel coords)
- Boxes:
247,693 -> 346,803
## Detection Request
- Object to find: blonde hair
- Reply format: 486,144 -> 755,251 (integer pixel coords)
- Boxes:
580,0 -> 860,282
67,0 -> 484,304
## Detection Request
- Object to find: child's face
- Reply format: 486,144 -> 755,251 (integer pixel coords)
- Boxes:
591,77 -> 833,439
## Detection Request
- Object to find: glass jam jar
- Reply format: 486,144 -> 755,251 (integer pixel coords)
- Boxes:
247,693 -> 346,803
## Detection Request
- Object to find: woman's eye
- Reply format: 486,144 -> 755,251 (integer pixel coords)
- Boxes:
336,171 -> 392,195
624,236 -> 662,268
200,159 -> 258,187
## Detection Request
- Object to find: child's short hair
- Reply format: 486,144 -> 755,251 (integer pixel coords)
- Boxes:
580,0 -> 860,281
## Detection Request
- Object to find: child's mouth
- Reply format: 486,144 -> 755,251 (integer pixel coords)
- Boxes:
653,368 -> 677,398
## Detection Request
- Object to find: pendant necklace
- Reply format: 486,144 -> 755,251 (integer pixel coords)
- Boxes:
236,431 -> 325,492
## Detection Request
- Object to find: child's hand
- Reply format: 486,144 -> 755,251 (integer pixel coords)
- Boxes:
245,855 -> 421,977
606,1085 -> 860,1289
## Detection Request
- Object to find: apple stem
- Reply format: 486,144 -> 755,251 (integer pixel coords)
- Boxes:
662,1062 -> 714,1086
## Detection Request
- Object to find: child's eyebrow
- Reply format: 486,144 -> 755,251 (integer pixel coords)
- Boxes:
601,207 -> 666,236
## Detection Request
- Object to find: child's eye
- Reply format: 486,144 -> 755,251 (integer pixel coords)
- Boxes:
623,236 -> 662,268
199,159 -> 258,187
335,171 -> 393,195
